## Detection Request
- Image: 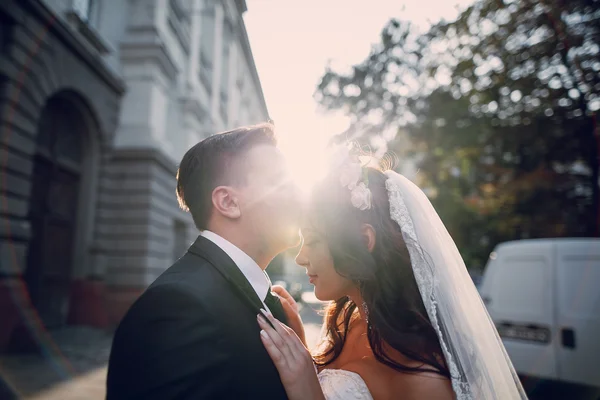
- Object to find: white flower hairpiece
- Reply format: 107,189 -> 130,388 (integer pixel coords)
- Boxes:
331,144 -> 373,211
350,182 -> 372,210
340,162 -> 362,190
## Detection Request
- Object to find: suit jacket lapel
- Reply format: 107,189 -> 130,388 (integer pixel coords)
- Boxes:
188,235 -> 265,314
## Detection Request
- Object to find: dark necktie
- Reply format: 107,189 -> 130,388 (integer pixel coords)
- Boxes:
264,289 -> 287,324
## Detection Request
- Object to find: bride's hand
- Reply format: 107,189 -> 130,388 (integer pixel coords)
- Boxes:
271,285 -> 306,346
258,310 -> 325,400
271,285 -> 299,313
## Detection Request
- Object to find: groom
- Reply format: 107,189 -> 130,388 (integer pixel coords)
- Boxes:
106,123 -> 301,399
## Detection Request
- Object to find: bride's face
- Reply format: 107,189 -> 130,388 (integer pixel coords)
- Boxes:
295,226 -> 355,301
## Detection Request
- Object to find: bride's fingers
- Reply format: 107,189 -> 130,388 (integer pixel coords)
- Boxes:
280,323 -> 310,360
268,315 -> 307,363
271,286 -> 298,312
259,314 -> 313,373
257,313 -> 294,364
279,298 -> 300,322
279,297 -> 298,316
259,328 -> 286,367
257,315 -> 287,361
262,309 -> 292,340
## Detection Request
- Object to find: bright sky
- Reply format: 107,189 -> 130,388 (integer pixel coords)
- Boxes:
244,0 -> 474,192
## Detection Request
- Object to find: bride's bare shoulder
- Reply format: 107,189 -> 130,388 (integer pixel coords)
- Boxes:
343,359 -> 454,400
392,370 -> 454,400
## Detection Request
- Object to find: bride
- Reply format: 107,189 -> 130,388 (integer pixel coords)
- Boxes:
257,147 -> 527,399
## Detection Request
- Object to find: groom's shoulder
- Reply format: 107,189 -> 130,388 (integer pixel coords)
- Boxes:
145,251 -> 227,300
119,253 -> 224,321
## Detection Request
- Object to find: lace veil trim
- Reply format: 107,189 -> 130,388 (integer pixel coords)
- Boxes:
385,177 -> 472,400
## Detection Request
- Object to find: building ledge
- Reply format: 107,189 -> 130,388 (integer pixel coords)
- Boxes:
111,147 -> 178,175
12,0 -> 125,95
65,10 -> 110,55
121,27 -> 179,82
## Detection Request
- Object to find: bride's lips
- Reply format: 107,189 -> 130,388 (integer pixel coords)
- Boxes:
307,274 -> 318,284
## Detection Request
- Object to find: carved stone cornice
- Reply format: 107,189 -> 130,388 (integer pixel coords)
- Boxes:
120,26 -> 179,82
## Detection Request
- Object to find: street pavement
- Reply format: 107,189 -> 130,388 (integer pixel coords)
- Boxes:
0,293 -> 325,399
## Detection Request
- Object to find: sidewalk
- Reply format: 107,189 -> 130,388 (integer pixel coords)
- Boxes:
0,327 -> 112,399
0,296 -> 325,399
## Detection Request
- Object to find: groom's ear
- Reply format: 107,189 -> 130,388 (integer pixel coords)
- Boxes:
212,186 -> 241,219
360,224 -> 376,253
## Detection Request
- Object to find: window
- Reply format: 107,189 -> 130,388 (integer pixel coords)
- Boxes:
0,75 -> 7,99
35,96 -> 84,166
0,11 -> 14,54
73,0 -> 94,23
239,100 -> 250,125
199,3 -> 215,91
236,56 -> 245,89
220,21 -> 231,122
169,0 -> 186,21
168,0 -> 190,53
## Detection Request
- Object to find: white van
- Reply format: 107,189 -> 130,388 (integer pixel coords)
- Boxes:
479,238 -> 600,392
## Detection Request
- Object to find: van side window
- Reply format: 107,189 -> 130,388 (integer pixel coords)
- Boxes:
492,256 -> 549,317
558,257 -> 600,318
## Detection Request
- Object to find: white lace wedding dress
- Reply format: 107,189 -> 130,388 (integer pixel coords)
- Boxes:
318,369 -> 373,400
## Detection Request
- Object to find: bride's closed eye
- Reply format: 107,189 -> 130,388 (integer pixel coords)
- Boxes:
303,237 -> 320,247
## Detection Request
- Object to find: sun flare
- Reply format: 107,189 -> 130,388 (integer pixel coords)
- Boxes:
275,110 -> 351,196
280,138 -> 328,196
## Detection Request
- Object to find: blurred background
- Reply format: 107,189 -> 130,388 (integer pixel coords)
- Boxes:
0,0 -> 599,398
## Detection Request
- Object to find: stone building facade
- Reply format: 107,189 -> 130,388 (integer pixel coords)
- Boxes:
0,0 -> 268,351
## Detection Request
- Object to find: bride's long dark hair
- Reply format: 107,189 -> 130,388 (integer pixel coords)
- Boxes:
310,166 -> 450,378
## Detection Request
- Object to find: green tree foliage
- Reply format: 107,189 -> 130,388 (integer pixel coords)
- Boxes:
316,0 -> 600,269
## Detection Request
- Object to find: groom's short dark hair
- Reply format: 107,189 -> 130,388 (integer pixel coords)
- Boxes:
176,122 -> 277,230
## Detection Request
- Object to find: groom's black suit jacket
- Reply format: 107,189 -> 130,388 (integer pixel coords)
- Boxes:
106,236 -> 288,399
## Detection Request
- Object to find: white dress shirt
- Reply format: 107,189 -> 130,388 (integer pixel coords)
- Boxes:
200,230 -> 271,310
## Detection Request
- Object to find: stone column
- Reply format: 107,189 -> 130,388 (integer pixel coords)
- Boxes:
116,0 -> 175,155
179,0 -> 204,151
106,0 -> 179,325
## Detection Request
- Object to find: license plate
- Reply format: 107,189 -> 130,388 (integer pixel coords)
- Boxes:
496,323 -> 551,344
